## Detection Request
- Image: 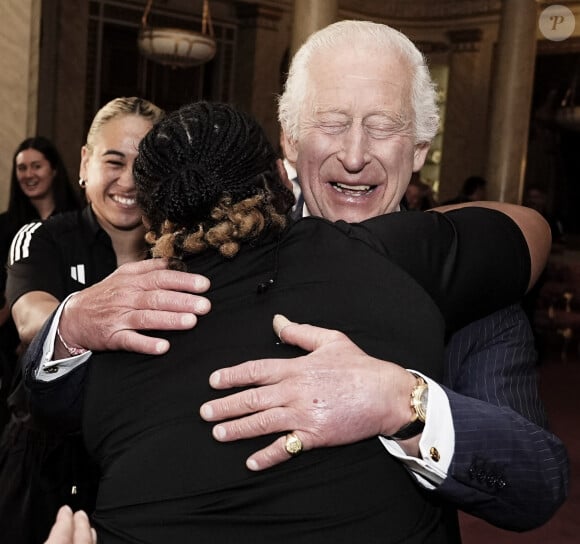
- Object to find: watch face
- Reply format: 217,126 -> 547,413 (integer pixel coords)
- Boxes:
420,387 -> 429,408
416,384 -> 428,422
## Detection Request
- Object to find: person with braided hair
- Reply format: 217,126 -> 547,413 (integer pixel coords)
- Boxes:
39,100 -> 548,543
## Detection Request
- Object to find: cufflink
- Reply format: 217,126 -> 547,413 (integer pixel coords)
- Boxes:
429,447 -> 440,462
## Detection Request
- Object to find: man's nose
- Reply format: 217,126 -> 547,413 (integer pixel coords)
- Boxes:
337,125 -> 370,172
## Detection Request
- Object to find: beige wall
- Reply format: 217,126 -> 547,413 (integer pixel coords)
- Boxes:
0,0 -> 41,212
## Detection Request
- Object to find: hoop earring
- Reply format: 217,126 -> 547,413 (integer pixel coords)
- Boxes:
78,178 -> 87,188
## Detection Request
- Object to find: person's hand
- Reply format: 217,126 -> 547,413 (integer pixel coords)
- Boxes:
200,315 -> 416,470
56,259 -> 211,356
44,506 -> 96,544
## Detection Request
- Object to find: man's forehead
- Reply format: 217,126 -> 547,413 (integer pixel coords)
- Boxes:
307,75 -> 411,116
308,49 -> 412,101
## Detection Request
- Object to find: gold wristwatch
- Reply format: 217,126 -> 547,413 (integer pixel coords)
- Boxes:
389,373 -> 428,441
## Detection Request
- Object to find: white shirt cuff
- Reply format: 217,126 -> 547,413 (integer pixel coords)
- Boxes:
379,371 -> 455,489
34,293 -> 93,382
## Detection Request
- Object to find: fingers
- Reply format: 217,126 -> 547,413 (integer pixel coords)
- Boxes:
72,511 -> 97,544
200,382 -> 291,422
60,270 -> 212,353
246,433 -> 306,471
272,314 -> 346,353
272,314 -> 292,338
207,357 -> 290,390
112,258 -> 211,295
45,507 -> 96,544
108,330 -> 171,355
45,505 -> 74,543
133,289 -> 211,316
143,268 -> 211,297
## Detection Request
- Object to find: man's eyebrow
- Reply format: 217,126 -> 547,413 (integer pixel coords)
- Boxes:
101,149 -> 126,158
312,104 -> 348,115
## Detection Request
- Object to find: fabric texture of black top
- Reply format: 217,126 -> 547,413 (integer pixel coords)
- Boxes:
83,208 -> 529,544
7,206 -> 117,307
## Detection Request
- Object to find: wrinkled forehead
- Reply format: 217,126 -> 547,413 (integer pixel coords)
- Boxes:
305,46 -> 414,117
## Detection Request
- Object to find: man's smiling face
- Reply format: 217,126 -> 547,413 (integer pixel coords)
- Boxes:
285,45 -> 430,223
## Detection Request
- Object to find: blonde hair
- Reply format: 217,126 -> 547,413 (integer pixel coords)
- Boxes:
85,97 -> 164,152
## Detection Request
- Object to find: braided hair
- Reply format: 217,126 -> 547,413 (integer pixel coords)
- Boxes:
134,102 -> 295,261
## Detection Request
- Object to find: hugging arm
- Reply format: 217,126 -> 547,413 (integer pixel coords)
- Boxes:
23,259 -> 212,429
436,304 -> 568,530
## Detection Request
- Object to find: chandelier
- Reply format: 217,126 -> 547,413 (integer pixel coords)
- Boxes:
138,0 -> 216,69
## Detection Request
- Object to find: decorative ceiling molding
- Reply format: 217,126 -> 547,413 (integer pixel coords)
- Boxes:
338,0 -> 502,20
242,0 -> 503,21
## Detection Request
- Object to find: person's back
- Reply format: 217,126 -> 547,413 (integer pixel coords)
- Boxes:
85,217 -> 451,543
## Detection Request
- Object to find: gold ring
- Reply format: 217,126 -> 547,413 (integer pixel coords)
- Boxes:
284,432 -> 303,457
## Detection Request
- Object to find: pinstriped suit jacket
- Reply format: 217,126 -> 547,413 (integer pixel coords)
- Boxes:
438,303 -> 568,530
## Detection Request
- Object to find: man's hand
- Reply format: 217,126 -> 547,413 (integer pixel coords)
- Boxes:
57,259 -> 211,356
44,506 -> 96,544
200,315 -> 416,471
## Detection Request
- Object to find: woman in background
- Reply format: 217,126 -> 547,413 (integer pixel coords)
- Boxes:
0,137 -> 81,429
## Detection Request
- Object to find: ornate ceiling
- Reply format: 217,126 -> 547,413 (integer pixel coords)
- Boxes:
340,0 -> 503,20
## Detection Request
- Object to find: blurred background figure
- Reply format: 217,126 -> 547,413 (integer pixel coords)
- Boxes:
0,137 -> 81,431
403,173 -> 438,211
442,175 -> 487,205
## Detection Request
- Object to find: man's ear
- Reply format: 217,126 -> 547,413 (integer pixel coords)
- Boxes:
276,159 -> 294,192
413,142 -> 430,171
281,131 -> 298,164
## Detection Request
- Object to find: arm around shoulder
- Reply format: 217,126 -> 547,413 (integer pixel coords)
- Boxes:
434,201 -> 551,292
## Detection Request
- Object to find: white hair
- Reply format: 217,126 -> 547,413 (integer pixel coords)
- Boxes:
278,20 -> 440,145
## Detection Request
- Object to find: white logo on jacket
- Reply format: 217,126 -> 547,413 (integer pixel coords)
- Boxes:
70,264 -> 86,285
9,222 -> 42,264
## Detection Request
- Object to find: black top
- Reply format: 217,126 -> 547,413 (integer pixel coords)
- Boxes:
6,207 -> 117,307
83,208 -> 529,544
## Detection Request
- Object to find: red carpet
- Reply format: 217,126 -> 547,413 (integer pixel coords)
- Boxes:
459,347 -> 580,543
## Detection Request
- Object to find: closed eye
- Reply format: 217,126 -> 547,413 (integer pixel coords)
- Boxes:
365,116 -> 412,139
